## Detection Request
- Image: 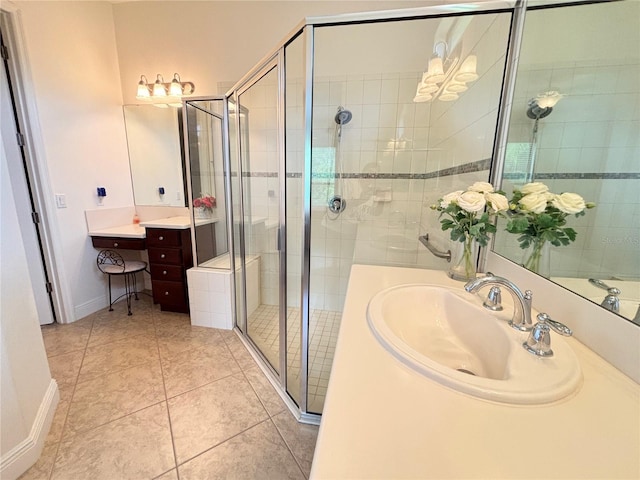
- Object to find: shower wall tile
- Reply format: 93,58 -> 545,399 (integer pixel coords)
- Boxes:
503,59 -> 640,277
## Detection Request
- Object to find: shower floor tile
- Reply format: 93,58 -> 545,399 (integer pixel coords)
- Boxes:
247,304 -> 341,413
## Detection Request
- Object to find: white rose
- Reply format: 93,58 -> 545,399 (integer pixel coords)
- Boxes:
552,192 -> 586,214
519,193 -> 548,214
457,191 -> 486,213
440,190 -> 463,208
520,182 -> 549,195
468,181 -> 495,193
485,192 -> 509,212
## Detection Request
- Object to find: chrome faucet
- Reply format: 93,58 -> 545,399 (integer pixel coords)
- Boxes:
600,288 -> 621,313
464,274 -> 533,331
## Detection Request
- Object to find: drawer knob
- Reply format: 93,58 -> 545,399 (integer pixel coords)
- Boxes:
164,291 -> 169,296
160,254 -> 166,259
113,242 -> 119,247
159,236 -> 164,241
163,270 -> 167,275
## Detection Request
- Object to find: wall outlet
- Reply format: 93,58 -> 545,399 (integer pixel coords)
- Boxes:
55,194 -> 67,208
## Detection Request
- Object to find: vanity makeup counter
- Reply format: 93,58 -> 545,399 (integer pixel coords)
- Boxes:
88,215 -> 193,313
310,265 -> 639,479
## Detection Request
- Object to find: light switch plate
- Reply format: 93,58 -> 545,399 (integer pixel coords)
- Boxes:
55,193 -> 67,208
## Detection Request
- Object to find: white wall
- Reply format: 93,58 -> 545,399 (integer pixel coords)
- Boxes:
14,1 -> 136,320
1,124 -> 56,479
112,0 -> 440,102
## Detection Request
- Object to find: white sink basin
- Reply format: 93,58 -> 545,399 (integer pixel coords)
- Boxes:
367,284 -> 582,404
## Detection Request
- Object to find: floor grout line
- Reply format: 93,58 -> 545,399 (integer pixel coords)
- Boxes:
153,308 -> 182,480
45,315 -> 95,480
35,298 -> 318,480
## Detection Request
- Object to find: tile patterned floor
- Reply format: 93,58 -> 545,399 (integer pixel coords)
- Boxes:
248,305 -> 341,413
21,296 -> 318,480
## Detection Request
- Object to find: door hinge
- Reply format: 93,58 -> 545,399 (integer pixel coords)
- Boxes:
16,132 -> 25,146
31,211 -> 40,224
1,45 -> 8,61
45,282 -> 53,294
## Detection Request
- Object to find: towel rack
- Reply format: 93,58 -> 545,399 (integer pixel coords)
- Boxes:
418,234 -> 451,262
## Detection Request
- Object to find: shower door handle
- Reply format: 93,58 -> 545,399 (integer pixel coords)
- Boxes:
276,226 -> 283,252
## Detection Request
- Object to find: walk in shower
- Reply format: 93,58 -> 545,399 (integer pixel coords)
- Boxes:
189,2 -> 518,421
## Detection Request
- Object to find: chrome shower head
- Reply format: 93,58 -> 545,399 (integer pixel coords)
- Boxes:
335,107 -> 352,125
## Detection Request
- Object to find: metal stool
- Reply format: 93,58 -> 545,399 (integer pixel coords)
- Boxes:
96,249 -> 147,316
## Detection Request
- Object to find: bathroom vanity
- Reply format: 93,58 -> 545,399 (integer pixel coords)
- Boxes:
311,265 -> 640,479
88,213 -> 193,313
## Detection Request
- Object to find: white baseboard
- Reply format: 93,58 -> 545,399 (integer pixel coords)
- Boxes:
0,380 -> 59,480
73,294 -> 108,321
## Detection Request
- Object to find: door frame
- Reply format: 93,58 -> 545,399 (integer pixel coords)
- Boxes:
0,8 -> 72,324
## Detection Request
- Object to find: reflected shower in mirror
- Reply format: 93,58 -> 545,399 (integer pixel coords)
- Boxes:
185,99 -> 229,266
492,0 -> 640,324
123,104 -> 187,207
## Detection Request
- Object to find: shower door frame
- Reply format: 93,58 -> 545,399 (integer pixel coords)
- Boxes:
228,53 -> 292,400
226,0 -> 527,422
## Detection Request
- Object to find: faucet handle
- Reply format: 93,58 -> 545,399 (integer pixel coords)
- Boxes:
523,313 -> 572,357
483,286 -> 503,311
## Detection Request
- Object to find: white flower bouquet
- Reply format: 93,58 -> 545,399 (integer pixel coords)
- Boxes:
506,182 -> 595,275
432,182 -> 508,280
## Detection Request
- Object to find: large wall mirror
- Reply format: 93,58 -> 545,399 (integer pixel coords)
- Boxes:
123,104 -> 188,207
493,0 -> 639,324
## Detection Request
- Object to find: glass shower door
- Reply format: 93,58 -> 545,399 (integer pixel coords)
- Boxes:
237,64 -> 282,374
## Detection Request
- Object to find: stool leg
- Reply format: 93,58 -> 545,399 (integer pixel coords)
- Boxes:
125,273 -> 133,316
133,272 -> 139,301
108,275 -> 114,312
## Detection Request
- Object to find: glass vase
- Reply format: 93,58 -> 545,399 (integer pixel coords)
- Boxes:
448,235 -> 478,282
194,206 -> 212,219
522,237 -> 551,278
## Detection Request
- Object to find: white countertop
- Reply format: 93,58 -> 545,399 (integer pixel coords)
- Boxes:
87,224 -> 146,239
311,265 -> 640,479
139,215 -> 191,229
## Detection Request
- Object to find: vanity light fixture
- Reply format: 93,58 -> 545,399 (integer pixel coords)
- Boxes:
526,91 -> 564,119
413,41 -> 480,103
136,73 -> 195,103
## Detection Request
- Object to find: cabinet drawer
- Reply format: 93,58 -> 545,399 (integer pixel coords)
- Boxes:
152,280 -> 187,306
150,264 -> 184,282
148,248 -> 183,265
91,236 -> 146,250
146,229 -> 182,247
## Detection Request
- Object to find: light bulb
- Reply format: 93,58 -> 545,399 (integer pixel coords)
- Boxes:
536,91 -> 563,108
417,82 -> 438,95
446,81 -> 468,93
153,74 -> 167,97
439,92 -> 459,102
426,55 -> 445,83
413,94 -> 433,103
136,75 -> 150,99
169,73 -> 183,96
454,55 -> 479,82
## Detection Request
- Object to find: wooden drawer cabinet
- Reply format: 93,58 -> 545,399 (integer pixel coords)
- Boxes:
146,227 -> 192,313
149,264 -> 184,282
151,280 -> 187,307
91,236 -> 146,250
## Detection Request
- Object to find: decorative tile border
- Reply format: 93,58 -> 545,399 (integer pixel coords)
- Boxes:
504,172 -> 640,180
236,158 -> 491,180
